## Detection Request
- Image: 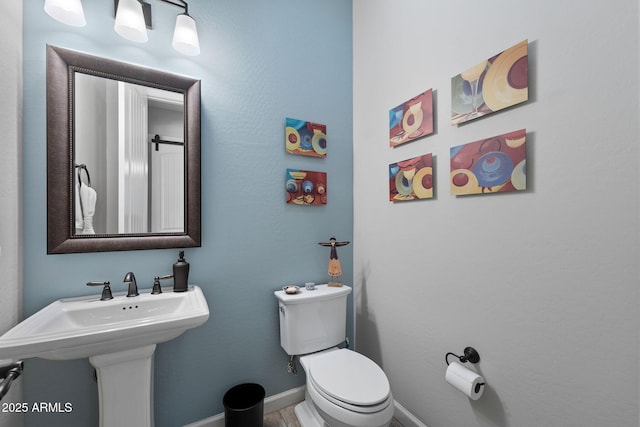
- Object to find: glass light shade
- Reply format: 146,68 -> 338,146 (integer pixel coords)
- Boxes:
114,0 -> 148,43
172,14 -> 201,56
44,0 -> 86,27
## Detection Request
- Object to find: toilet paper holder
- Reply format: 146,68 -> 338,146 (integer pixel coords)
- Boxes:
445,346 -> 480,366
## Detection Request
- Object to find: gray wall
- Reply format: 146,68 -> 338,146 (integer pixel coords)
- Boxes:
0,1 -> 23,427
353,1 -> 639,426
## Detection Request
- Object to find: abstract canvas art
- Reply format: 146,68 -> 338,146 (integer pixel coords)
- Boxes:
389,153 -> 434,201
286,169 -> 327,205
285,118 -> 327,158
451,40 -> 528,125
389,89 -> 434,147
450,129 -> 526,196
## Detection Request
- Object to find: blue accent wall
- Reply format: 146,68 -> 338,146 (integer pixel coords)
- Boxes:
23,1 -> 352,425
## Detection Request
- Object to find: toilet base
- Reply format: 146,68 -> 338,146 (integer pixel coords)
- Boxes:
294,400 -> 327,427
294,387 -> 392,427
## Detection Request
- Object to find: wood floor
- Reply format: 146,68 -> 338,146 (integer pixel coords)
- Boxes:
264,403 -> 404,427
263,403 -> 301,427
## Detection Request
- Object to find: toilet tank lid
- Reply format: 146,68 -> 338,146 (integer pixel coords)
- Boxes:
274,284 -> 351,304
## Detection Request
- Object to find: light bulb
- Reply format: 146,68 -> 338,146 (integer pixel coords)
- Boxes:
44,0 -> 86,27
114,0 -> 148,43
172,14 -> 200,56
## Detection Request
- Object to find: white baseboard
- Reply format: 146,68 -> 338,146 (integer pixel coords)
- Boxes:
183,386 -> 306,427
263,385 -> 306,415
393,400 -> 428,427
183,386 -> 427,427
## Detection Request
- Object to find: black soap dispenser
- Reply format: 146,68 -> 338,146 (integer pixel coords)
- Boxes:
173,251 -> 190,292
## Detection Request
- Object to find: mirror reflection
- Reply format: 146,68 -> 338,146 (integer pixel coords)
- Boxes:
46,45 -> 201,254
74,73 -> 185,235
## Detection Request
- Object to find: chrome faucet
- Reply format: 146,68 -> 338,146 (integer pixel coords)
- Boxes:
123,272 -> 139,297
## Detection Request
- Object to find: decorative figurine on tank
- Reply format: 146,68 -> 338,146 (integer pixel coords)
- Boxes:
319,237 -> 350,287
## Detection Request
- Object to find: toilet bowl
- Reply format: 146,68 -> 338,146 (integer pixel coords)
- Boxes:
295,348 -> 394,427
275,284 -> 394,427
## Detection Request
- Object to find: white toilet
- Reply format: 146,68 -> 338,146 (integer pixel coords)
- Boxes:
275,284 -> 394,427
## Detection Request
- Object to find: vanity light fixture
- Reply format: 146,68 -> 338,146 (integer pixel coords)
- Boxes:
114,0 -> 201,56
43,0 -> 200,56
44,0 -> 86,27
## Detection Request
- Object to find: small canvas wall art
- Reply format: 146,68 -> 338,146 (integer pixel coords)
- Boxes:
389,89 -> 434,147
389,153 -> 434,201
450,129 -> 526,196
286,169 -> 327,205
451,39 -> 528,125
285,118 -> 327,157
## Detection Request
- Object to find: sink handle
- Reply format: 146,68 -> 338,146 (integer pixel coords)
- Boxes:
87,281 -> 113,301
152,275 -> 173,295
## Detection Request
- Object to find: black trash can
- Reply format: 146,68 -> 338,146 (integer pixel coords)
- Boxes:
223,383 -> 265,427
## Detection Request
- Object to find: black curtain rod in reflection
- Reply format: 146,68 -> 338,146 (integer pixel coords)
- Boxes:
150,134 -> 184,151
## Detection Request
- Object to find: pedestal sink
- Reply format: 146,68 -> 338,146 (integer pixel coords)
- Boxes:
0,285 -> 209,427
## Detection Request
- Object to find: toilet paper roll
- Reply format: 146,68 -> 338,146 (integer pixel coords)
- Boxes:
445,361 -> 485,400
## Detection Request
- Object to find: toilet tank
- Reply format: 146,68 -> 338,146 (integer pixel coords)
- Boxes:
275,284 -> 352,356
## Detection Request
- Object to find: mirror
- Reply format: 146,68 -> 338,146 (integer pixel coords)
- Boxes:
47,45 -> 201,254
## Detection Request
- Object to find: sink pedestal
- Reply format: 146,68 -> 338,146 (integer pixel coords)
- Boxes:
0,286 -> 209,427
90,344 -> 156,427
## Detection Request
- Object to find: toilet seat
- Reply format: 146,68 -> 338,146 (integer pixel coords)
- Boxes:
307,349 -> 391,413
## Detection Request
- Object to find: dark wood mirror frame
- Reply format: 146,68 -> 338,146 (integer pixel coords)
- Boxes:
47,45 -> 201,254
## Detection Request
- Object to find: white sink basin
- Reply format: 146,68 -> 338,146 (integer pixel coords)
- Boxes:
0,284 -> 209,427
0,285 -> 209,361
